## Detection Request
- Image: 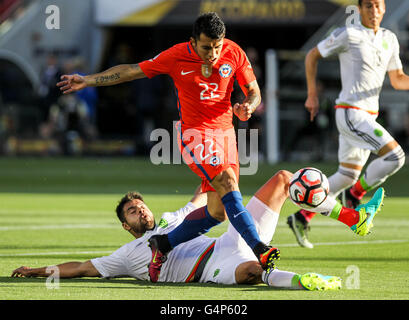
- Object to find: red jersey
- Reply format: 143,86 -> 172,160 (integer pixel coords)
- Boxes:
139,39 -> 256,130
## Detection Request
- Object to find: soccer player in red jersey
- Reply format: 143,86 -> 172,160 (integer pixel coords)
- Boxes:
57,12 -> 279,282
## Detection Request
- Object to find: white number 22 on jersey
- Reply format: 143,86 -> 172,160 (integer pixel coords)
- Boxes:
199,83 -> 220,100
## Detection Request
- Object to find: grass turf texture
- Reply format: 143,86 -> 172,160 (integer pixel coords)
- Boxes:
0,157 -> 409,300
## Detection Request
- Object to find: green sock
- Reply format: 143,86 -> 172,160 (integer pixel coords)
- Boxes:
359,176 -> 372,191
291,274 -> 302,288
329,202 -> 343,220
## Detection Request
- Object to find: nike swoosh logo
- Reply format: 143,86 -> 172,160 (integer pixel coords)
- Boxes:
357,215 -> 369,229
181,70 -> 194,75
233,211 -> 246,218
152,250 -> 158,264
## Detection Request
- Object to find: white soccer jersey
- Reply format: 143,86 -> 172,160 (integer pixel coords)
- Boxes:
317,23 -> 403,114
91,196 -> 280,285
91,202 -> 215,282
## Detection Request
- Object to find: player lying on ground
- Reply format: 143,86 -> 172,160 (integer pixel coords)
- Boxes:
287,0 -> 407,248
12,170 -> 384,290
57,12 -> 279,282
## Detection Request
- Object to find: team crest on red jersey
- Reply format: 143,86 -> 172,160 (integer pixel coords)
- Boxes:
219,64 -> 233,78
201,64 -> 212,78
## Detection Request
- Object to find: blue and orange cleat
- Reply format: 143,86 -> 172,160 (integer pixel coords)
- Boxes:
258,247 -> 281,272
350,187 -> 385,236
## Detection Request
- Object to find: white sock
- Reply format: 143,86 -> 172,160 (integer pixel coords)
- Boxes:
262,269 -> 301,289
363,146 -> 405,188
328,166 -> 361,197
244,196 -> 279,245
312,194 -> 339,216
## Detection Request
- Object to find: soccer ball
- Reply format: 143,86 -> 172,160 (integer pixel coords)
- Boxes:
289,167 -> 329,209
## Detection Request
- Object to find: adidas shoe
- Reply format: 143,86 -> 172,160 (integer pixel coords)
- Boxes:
350,187 -> 385,236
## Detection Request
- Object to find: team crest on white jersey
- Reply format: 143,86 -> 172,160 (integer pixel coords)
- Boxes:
219,64 -> 233,78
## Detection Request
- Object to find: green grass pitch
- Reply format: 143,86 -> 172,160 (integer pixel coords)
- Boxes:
0,157 -> 408,300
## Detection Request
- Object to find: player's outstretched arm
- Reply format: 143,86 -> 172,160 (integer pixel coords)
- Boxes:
234,80 -> 261,121
11,261 -> 100,278
388,69 -> 409,90
57,64 -> 147,94
304,47 -> 323,121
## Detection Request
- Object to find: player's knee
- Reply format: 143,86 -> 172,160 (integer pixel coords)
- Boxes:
389,145 -> 405,170
381,145 -> 405,174
212,169 -> 238,194
273,170 -> 292,195
274,170 -> 292,185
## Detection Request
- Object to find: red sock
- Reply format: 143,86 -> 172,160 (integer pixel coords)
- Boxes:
337,207 -> 360,227
299,209 -> 317,222
350,180 -> 367,200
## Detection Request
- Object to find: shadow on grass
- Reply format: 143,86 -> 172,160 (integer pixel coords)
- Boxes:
0,276 -> 291,292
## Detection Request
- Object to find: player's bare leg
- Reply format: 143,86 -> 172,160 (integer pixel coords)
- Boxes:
206,191 -> 227,222
253,170 -> 292,213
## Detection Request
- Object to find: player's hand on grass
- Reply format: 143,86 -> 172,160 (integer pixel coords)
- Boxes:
233,102 -> 252,121
305,95 -> 319,121
57,74 -> 87,94
11,266 -> 32,277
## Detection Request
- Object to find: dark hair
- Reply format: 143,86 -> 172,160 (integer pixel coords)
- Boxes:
358,0 -> 362,5
192,12 -> 226,40
116,191 -> 144,223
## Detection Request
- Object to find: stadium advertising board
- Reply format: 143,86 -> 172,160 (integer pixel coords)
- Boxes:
95,0 -> 355,26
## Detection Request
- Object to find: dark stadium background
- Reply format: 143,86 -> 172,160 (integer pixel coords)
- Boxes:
1,0 -> 409,162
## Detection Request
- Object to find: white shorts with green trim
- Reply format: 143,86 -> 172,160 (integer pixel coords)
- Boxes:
336,108 -> 394,167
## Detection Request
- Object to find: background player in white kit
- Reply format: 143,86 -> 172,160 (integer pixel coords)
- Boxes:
287,0 -> 409,248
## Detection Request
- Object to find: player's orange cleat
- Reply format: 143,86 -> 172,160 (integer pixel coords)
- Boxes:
258,247 -> 281,272
148,235 -> 168,282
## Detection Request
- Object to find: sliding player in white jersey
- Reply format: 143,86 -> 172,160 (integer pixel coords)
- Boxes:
287,0 -> 408,248
11,169 -> 385,290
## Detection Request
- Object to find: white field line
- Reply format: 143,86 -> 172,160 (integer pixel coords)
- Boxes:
0,250 -> 114,257
0,239 -> 407,257
276,239 -> 408,247
0,224 -> 118,231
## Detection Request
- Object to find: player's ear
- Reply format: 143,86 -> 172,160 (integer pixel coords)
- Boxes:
122,222 -> 131,231
190,37 -> 196,47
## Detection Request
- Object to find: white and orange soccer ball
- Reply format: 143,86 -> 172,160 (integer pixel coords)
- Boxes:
289,167 -> 329,209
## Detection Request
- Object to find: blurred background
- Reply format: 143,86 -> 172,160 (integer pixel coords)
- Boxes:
1,0 -> 409,164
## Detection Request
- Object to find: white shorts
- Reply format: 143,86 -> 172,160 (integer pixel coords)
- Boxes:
199,196 -> 279,284
335,108 -> 394,167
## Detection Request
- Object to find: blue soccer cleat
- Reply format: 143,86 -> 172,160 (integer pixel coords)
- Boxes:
350,187 -> 385,236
